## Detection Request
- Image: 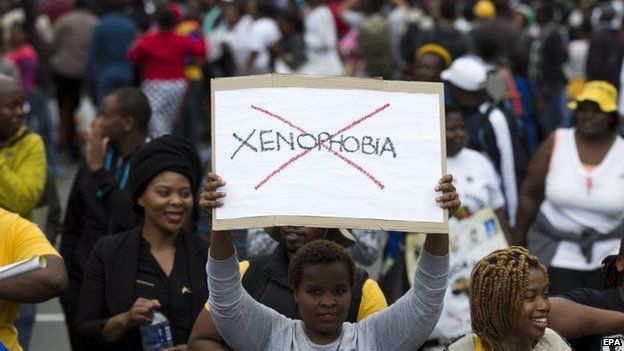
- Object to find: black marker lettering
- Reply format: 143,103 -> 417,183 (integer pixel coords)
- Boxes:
259,130 -> 274,151
230,129 -> 257,159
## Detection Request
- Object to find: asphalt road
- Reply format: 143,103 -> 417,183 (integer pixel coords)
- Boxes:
29,159 -> 77,351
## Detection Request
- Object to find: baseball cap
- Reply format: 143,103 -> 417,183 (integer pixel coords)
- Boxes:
474,0 -> 496,20
568,81 -> 618,113
441,57 -> 488,91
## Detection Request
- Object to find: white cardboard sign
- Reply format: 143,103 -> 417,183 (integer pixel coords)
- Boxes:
211,74 -> 447,233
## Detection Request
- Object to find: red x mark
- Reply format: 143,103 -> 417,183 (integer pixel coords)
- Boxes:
250,103 -> 391,190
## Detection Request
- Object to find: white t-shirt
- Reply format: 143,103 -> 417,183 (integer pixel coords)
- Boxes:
248,17 -> 281,73
447,148 -> 506,213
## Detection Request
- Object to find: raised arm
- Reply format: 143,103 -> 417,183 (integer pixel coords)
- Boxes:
357,175 -> 458,350
423,174 -> 458,256
200,173 -> 291,350
549,297 -> 624,339
511,133 -> 554,246
85,122 -> 139,230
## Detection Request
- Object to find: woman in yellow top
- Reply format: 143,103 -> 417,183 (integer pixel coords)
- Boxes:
445,247 -> 571,351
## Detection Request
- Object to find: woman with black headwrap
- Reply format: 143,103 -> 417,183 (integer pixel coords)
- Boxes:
74,135 -> 208,351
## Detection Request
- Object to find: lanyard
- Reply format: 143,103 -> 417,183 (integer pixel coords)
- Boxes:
97,148 -> 132,235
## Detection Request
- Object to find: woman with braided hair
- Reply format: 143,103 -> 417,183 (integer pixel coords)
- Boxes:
446,246 -> 571,351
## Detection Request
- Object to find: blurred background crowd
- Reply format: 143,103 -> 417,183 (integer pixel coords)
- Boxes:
2,0 -> 624,350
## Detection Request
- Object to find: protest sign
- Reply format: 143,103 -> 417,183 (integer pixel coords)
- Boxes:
211,74 -> 446,233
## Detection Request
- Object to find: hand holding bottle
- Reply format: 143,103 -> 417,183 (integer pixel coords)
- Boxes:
124,298 -> 161,328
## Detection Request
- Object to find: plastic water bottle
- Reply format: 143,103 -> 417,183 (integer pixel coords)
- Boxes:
140,311 -> 174,351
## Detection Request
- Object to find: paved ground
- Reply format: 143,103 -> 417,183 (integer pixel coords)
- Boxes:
29,158 -> 77,351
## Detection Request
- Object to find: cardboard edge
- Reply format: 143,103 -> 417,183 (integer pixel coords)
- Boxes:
212,74 -> 447,92
214,216 -> 448,234
437,82 -> 449,227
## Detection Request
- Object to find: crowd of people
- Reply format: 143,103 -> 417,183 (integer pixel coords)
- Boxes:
1,0 -> 624,350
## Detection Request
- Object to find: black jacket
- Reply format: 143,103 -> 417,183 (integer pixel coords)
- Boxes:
61,155 -> 140,295
74,227 -> 209,351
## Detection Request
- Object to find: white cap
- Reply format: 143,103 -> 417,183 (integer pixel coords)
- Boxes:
441,57 -> 487,91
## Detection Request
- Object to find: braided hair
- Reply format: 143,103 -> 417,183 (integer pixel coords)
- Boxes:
470,246 -> 548,350
601,236 -> 624,289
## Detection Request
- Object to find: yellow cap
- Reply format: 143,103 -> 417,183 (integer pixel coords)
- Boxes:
568,80 -> 618,113
474,0 -> 496,20
415,44 -> 453,68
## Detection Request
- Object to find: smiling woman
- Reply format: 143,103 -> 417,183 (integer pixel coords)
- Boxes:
445,247 -> 571,351
74,135 -> 209,351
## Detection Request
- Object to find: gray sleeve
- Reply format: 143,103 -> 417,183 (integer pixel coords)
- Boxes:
358,249 -> 449,350
207,250 -> 290,350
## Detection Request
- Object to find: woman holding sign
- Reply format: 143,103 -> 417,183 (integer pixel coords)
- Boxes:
198,172 -> 458,351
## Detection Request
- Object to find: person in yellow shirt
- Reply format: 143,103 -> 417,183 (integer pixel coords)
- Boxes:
188,223 -> 387,350
0,208 -> 67,351
0,74 -> 49,350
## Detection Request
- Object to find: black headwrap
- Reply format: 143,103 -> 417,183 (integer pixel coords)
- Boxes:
129,135 -> 203,216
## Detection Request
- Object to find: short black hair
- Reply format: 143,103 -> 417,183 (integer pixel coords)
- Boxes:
288,240 -> 355,290
275,8 -> 303,33
156,9 -> 177,30
474,29 -> 500,62
256,0 -> 276,18
110,87 -> 151,134
445,103 -> 462,118
439,0 -> 457,21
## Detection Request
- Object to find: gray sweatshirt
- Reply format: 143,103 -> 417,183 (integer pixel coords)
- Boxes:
207,248 -> 449,351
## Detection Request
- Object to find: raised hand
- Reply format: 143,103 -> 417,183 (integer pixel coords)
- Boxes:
199,172 -> 227,211
85,117 -> 109,172
435,174 -> 461,216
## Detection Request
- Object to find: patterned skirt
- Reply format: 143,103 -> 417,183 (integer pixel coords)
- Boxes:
142,79 -> 188,137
